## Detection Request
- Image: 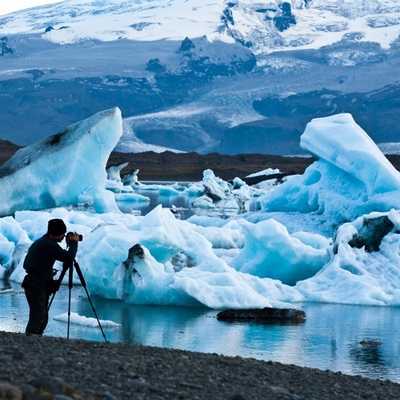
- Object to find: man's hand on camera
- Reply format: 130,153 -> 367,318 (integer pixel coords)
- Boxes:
69,232 -> 80,242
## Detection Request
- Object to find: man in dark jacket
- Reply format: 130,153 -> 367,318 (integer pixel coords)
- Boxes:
22,218 -> 80,336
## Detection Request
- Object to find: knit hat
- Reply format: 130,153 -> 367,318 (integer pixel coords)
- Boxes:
47,219 -> 67,236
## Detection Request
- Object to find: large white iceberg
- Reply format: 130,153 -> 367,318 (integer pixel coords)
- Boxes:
0,107 -> 122,216
258,113 -> 400,236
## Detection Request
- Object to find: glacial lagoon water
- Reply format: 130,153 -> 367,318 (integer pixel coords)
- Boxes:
1,185 -> 400,384
1,280 -> 400,383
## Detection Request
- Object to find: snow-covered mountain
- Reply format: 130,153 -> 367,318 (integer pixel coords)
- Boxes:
1,0 -> 400,155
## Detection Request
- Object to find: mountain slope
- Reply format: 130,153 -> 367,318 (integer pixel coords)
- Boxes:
0,0 -> 400,155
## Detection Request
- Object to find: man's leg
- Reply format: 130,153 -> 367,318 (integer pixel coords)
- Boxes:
39,293 -> 50,334
24,284 -> 48,336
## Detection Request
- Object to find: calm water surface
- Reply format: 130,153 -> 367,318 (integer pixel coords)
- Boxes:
1,280 -> 400,383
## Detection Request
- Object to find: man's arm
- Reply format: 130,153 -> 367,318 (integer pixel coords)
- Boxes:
46,237 -> 78,264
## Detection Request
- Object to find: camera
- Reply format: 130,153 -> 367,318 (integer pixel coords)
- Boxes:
66,231 -> 83,245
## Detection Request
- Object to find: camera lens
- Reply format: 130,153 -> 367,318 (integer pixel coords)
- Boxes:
66,232 -> 83,241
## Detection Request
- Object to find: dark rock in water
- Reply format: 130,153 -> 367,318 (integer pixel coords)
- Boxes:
217,307 -> 306,324
348,215 -> 395,252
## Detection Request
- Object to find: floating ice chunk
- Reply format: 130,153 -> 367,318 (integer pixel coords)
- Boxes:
54,312 -> 120,328
192,195 -> 215,209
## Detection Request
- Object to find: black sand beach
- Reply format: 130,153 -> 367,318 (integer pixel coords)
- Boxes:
1,330 -> 400,399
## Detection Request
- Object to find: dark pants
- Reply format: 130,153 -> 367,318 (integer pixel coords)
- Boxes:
23,276 -> 50,335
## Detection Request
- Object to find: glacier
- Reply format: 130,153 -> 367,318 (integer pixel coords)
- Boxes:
1,109 -> 400,309
2,0 -> 400,52
1,0 -> 400,156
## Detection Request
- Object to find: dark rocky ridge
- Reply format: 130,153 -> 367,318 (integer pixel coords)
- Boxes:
0,139 -> 315,181
2,139 -> 400,182
107,151 -> 316,181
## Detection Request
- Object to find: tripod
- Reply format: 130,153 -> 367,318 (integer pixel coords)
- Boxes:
48,260 -> 108,342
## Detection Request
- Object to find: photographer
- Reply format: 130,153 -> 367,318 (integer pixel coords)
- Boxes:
22,218 -> 81,336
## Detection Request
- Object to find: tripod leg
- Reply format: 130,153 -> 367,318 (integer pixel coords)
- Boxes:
67,262 -> 74,339
48,291 -> 56,312
74,261 -> 108,343
47,264 -> 69,312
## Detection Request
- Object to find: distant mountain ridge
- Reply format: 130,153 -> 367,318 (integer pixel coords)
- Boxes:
1,0 -> 400,155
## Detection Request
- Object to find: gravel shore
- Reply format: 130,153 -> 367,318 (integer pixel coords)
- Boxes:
1,331 -> 399,400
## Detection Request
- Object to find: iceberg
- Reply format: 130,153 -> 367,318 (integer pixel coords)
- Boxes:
0,107 -> 122,216
258,113 -> 400,236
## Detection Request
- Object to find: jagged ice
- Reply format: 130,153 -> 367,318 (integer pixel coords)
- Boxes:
2,109 -> 400,309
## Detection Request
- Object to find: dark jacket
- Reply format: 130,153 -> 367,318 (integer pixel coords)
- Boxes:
23,234 -> 78,284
